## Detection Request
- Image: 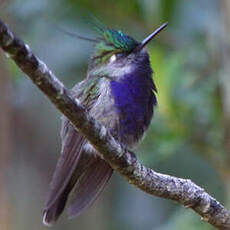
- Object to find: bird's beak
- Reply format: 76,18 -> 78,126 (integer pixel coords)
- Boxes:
134,22 -> 168,52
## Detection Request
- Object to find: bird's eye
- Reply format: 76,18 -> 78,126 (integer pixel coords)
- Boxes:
115,53 -> 124,59
109,54 -> 116,63
109,53 -> 125,63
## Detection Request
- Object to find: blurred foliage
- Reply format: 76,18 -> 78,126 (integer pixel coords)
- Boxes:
0,0 -> 228,230
158,208 -> 212,230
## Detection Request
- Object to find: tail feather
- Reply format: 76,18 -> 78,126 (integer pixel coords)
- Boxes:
68,158 -> 113,218
43,155 -> 113,226
43,187 -> 70,226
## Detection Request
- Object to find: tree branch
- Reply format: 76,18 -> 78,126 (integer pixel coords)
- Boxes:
0,19 -> 229,229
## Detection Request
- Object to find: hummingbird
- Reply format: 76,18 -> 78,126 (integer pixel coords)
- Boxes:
43,20 -> 168,226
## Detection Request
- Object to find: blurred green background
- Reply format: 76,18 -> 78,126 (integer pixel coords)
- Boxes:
1,0 -> 230,229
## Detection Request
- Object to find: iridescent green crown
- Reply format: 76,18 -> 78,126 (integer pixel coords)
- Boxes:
100,29 -> 139,52
90,18 -> 139,53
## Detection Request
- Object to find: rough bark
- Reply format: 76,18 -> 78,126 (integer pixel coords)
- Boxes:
0,19 -> 230,229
